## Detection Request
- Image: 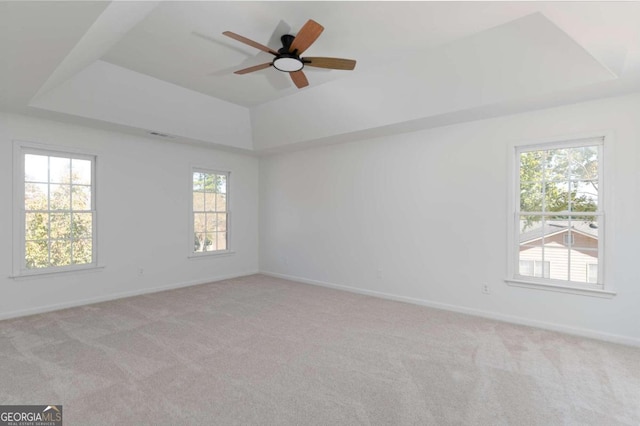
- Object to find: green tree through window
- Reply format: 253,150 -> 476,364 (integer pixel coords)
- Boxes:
24,153 -> 94,269
192,170 -> 228,253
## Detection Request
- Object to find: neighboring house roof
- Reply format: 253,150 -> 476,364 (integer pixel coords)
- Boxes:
520,220 -> 598,244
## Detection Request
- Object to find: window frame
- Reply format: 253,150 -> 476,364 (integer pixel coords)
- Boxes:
12,141 -> 99,278
188,166 -> 233,258
506,132 -> 615,298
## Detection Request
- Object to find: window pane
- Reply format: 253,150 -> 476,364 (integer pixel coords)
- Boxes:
545,148 -> 569,182
71,185 -> 91,210
194,213 -> 206,234
218,175 -> 227,194
206,213 -> 217,232
194,233 -> 206,252
570,146 -> 598,180
50,185 -> 71,210
535,261 -> 550,278
204,233 -> 215,251
204,192 -> 215,211
216,194 -> 227,212
193,192 -> 205,211
519,247 -> 543,276
217,213 -> 227,232
571,259 -> 590,283
50,156 -> 71,184
25,213 -> 48,240
569,250 -> 598,283
520,181 -> 543,212
71,159 -> 91,184
519,260 -> 534,277
571,218 -> 599,251
544,246 -> 569,281
25,183 -> 48,210
50,240 -> 71,266
519,216 -> 544,245
50,213 -> 71,239
217,232 -> 227,251
544,181 -> 568,212
25,241 -> 48,269
25,154 -> 48,182
72,239 -> 92,264
72,213 -> 92,239
193,172 -> 204,191
519,151 -> 543,182
203,174 -> 218,192
570,180 -> 598,212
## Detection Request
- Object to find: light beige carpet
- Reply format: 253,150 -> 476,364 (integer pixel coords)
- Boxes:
0,274 -> 638,425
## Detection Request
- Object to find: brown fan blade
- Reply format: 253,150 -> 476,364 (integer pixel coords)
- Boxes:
303,57 -> 356,70
222,31 -> 277,55
234,62 -> 272,75
289,70 -> 309,88
289,20 -> 324,55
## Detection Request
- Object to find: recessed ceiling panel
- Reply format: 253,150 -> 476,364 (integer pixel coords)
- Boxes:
251,13 -> 618,151
102,2 -> 549,107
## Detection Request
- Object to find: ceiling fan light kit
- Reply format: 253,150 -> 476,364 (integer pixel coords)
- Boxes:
223,19 -> 356,89
272,56 -> 304,72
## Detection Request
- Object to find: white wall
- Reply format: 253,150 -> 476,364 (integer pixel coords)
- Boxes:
259,93 -> 640,345
0,112 -> 259,319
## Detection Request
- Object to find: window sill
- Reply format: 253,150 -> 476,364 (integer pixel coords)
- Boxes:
10,265 -> 105,281
188,250 -> 236,260
505,278 -> 616,298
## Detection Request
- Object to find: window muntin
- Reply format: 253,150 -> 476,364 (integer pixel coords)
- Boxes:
21,149 -> 96,272
192,170 -> 228,254
515,139 -> 603,288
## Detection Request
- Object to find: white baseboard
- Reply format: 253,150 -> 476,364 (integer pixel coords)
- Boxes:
0,270 -> 259,321
260,270 -> 640,348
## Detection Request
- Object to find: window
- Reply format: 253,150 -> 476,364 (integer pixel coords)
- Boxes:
191,169 -> 229,254
562,234 -> 574,245
519,260 -> 550,278
586,263 -> 598,284
16,145 -> 96,275
511,136 -> 604,290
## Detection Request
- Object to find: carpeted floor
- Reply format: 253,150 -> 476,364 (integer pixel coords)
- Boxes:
0,274 -> 638,425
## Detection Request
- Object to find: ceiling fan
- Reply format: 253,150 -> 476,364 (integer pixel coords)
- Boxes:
222,19 -> 356,89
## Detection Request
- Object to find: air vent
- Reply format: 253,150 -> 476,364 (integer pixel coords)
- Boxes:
148,131 -> 174,138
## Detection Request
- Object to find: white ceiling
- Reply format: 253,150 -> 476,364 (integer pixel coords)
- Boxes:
2,1 -> 640,152
102,1 -> 640,107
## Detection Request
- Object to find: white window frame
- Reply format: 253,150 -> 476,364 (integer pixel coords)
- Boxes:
506,132 -> 615,298
12,141 -> 100,278
188,167 -> 233,258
